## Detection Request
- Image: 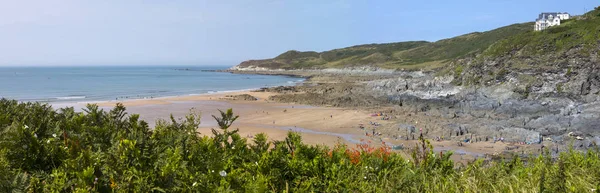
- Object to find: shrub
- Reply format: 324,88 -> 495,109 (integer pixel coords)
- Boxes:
0,98 -> 599,192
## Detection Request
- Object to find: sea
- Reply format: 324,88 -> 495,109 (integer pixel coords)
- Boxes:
0,66 -> 303,104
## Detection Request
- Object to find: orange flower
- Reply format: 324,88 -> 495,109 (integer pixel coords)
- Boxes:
110,177 -> 117,189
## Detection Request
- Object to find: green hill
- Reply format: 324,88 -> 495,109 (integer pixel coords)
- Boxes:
236,41 -> 429,70
483,10 -> 600,58
236,7 -> 599,74
453,7 -> 600,87
235,7 -> 600,95
397,23 -> 532,64
235,22 -> 533,70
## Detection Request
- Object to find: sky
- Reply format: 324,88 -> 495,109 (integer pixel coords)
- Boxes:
0,0 -> 597,66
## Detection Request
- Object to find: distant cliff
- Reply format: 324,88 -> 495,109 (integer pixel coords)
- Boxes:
232,41 -> 429,70
232,22 -> 532,71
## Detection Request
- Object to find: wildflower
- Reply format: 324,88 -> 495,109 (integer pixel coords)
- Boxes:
211,170 -> 214,173
193,182 -> 197,187
363,176 -> 367,179
219,170 -> 227,177
255,162 -> 258,166
25,125 -> 29,129
110,178 -> 117,188
52,133 -> 57,138
34,134 -> 37,138
47,139 -> 51,144
232,146 -> 235,150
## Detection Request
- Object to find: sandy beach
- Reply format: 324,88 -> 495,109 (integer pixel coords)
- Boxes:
91,91 -> 369,147
63,90 -> 539,163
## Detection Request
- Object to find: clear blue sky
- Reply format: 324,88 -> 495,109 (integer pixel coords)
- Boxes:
0,0 -> 597,66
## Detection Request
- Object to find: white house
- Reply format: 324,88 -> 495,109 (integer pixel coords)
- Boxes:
535,12 -> 570,31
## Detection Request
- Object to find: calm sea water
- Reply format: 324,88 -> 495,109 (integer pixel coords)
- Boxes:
0,66 -> 303,103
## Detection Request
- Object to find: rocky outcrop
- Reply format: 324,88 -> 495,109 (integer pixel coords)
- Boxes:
453,46 -> 600,100
223,94 -> 258,101
366,72 -> 461,99
230,60 -> 286,71
254,68 -> 600,147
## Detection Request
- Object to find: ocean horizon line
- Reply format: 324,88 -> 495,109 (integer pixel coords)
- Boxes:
0,64 -> 235,69
0,66 -> 304,105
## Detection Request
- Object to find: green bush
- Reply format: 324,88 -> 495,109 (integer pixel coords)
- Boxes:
0,98 -> 599,192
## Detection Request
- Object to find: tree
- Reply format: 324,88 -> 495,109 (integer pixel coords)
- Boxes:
212,109 -> 239,130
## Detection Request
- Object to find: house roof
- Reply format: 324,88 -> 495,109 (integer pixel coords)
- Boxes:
538,12 -> 570,20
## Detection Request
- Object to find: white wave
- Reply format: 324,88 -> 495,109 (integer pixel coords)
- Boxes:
55,96 -> 86,100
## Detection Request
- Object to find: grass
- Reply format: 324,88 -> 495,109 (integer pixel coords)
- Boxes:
238,21 -> 532,70
483,8 -> 600,58
395,22 -> 533,64
380,60 -> 446,71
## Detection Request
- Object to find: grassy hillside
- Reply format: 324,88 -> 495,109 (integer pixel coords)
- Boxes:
451,7 -> 600,87
397,23 -> 533,64
238,41 -> 429,70
483,10 -> 600,58
236,22 -> 533,70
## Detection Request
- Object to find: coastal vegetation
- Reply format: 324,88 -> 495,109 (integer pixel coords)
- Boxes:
1,99 -> 599,192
